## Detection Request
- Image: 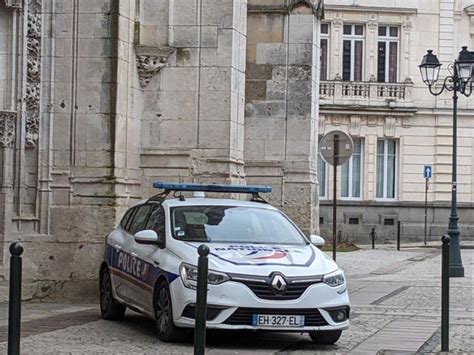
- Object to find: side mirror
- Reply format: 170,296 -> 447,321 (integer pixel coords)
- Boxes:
134,230 -> 159,245
310,234 -> 325,247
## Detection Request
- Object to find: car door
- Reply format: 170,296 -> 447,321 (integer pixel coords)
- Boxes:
108,206 -> 137,301
114,204 -> 153,304
130,203 -> 167,313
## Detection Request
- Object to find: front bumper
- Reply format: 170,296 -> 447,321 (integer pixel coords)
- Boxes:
170,278 -> 350,331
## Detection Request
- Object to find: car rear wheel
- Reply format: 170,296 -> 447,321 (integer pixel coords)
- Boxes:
154,281 -> 181,342
99,267 -> 126,320
309,329 -> 342,344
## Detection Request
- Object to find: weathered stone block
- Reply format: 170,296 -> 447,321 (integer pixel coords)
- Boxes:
256,43 -> 287,65
161,67 -> 199,91
245,101 -> 286,117
247,13 -> 285,44
246,63 -> 273,80
199,90 -> 232,121
200,67 -> 232,91
170,26 -> 200,47
288,43 -> 313,65
245,80 -> 267,101
266,81 -> 286,100
288,65 -> 312,80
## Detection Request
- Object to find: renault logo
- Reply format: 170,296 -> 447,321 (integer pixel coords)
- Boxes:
271,275 -> 287,292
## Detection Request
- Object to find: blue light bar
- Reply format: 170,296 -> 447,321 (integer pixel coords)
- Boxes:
153,181 -> 272,194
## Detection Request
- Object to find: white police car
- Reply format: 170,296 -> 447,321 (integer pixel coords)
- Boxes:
99,182 -> 350,344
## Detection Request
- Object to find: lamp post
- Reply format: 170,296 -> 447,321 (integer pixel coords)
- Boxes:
418,47 -> 474,277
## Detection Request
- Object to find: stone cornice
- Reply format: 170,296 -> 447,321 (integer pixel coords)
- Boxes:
324,5 -> 417,15
465,5 -> 474,15
320,105 -> 417,116
248,0 -> 324,17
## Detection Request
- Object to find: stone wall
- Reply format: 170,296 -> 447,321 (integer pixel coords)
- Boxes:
244,0 -> 322,235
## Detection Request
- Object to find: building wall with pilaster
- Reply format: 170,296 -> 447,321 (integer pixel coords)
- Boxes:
319,0 -> 474,243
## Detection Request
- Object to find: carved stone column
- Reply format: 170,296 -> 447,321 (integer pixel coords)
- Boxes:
25,0 -> 42,148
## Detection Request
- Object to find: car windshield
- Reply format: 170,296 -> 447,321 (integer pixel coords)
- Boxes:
170,206 -> 307,245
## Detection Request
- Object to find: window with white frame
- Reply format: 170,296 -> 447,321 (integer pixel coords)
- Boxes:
318,153 -> 328,199
320,23 -> 329,81
376,139 -> 397,199
341,138 -> 363,198
342,24 -> 364,81
377,26 -> 399,83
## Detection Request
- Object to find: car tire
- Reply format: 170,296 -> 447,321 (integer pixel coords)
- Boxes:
309,329 -> 342,344
154,281 -> 181,342
99,266 -> 126,320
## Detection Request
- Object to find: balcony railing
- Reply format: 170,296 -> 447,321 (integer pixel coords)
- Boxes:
319,80 -> 414,108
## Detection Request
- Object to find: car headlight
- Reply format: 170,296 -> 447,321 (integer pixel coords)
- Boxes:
323,270 -> 345,287
179,263 -> 229,290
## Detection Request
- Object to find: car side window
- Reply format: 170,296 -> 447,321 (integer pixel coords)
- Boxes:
120,208 -> 135,230
124,207 -> 138,232
145,204 -> 166,237
129,205 -> 153,235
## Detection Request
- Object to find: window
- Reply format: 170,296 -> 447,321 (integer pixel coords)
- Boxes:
120,208 -> 135,230
320,23 -> 329,81
318,153 -> 328,198
171,206 -> 306,245
348,217 -> 359,225
384,218 -> 395,226
376,139 -> 397,199
342,24 -> 364,81
129,205 -> 153,235
341,138 -> 362,198
145,204 -> 166,237
377,26 -> 399,83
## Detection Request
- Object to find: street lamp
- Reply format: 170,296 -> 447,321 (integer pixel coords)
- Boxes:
419,46 -> 474,277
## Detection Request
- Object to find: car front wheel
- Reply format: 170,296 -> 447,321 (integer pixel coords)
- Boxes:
99,266 -> 126,320
309,329 -> 342,344
154,281 -> 181,342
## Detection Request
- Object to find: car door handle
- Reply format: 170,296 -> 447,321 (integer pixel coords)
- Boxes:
131,252 -> 138,258
114,244 -> 122,252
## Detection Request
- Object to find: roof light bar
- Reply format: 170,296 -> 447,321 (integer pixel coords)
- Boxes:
153,181 -> 272,194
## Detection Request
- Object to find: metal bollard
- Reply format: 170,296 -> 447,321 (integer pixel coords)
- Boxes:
441,235 -> 450,352
194,244 -> 210,355
370,228 -> 377,249
8,241 -> 24,355
397,220 -> 401,251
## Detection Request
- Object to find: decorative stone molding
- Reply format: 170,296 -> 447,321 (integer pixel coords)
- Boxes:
135,45 -> 174,88
0,111 -> 16,148
25,0 -> 42,148
384,117 -> 397,137
4,0 -> 22,8
288,0 -> 323,16
350,115 -> 361,136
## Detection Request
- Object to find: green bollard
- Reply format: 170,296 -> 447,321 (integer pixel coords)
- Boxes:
441,235 -> 450,352
8,241 -> 24,355
194,244 -> 210,355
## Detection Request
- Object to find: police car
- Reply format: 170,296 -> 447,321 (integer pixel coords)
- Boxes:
99,182 -> 350,344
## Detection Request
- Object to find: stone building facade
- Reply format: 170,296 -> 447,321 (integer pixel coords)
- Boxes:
0,0 -> 473,300
0,0 -> 324,299
317,0 -> 474,244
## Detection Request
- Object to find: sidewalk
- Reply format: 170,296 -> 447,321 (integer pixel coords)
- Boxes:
0,247 -> 472,354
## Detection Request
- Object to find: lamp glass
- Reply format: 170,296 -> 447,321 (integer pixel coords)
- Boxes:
420,65 -> 440,86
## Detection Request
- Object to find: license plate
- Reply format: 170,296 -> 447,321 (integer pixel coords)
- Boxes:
252,314 -> 305,327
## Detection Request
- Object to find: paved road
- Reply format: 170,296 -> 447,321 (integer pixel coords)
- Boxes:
0,246 -> 472,354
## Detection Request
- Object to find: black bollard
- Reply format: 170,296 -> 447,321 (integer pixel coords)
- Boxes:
397,220 -> 401,251
194,244 -> 210,355
8,241 -> 24,355
441,235 -> 450,352
370,228 -> 376,249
